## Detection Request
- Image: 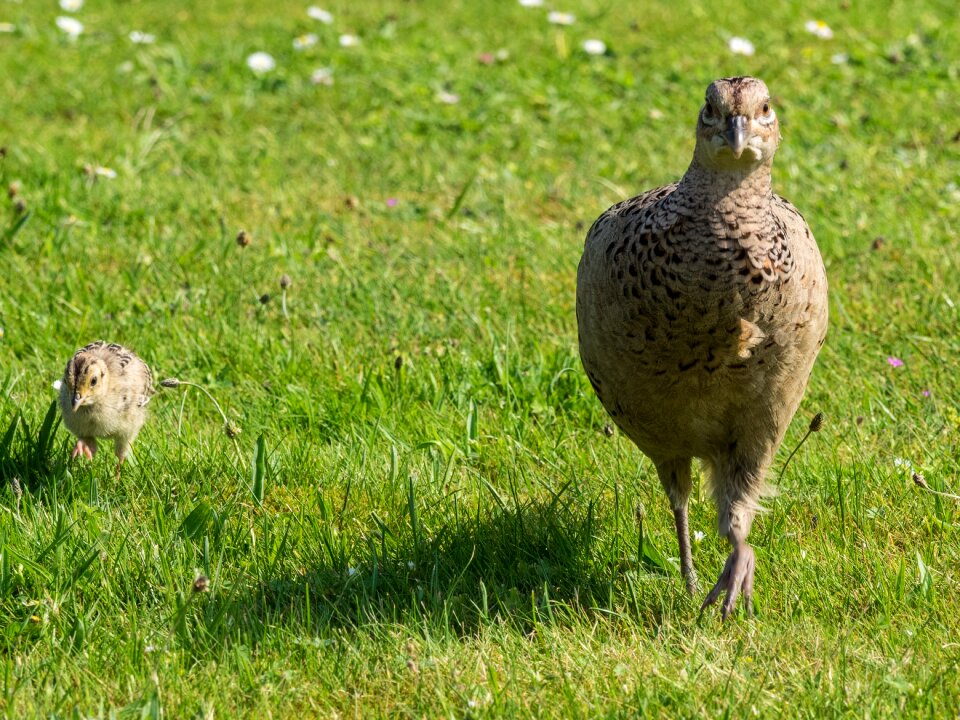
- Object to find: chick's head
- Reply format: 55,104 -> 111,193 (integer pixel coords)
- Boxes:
70,356 -> 109,409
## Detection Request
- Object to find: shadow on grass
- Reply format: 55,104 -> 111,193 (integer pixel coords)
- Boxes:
191,494 -> 684,652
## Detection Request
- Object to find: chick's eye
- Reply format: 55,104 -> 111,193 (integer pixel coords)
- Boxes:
762,103 -> 770,114
90,377 -> 97,386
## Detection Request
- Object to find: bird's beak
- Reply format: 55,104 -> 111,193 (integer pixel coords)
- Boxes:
72,392 -> 81,409
723,115 -> 749,158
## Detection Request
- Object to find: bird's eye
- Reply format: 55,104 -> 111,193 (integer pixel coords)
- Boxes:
702,102 -> 720,125
90,377 -> 97,386
762,103 -> 770,115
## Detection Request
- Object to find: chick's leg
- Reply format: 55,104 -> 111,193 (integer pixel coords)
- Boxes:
71,438 -> 98,460
655,458 -> 698,596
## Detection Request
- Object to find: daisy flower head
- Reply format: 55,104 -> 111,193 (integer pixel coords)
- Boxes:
307,6 -> 334,24
129,31 -> 156,44
436,90 -> 460,105
728,36 -> 755,56
310,67 -> 334,85
805,20 -> 834,40
293,33 -> 318,50
59,0 -> 83,11
246,51 -> 276,74
582,39 -> 607,56
519,0 -> 544,6
547,11 -> 575,25
55,16 -> 84,40
339,34 -> 360,47
0,22 -> 16,33
94,165 -> 117,179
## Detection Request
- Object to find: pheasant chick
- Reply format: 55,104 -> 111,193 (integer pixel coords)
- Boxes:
59,341 -> 154,476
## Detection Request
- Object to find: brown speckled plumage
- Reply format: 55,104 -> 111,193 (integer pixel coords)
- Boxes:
59,341 -> 154,474
576,77 -> 828,619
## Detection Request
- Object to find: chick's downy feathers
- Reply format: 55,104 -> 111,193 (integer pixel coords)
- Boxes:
58,341 -> 154,470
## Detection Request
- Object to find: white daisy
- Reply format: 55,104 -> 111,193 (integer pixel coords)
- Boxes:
307,6 -> 334,24
94,165 -> 117,179
310,67 -> 334,85
436,90 -> 460,104
547,11 -> 575,25
582,39 -> 606,55
53,379 -> 62,391
246,51 -> 276,74
805,20 -> 834,40
59,0 -> 83,11
831,52 -> 849,64
519,0 -> 544,6
293,33 -> 318,50
55,16 -> 83,39
693,531 -> 705,543
0,23 -> 15,33
339,34 -> 360,47
728,36 -> 755,56
129,31 -> 156,44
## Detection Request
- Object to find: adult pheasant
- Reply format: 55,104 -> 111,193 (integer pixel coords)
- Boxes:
576,77 -> 828,619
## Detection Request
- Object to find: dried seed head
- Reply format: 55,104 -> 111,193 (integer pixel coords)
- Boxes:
855,416 -> 864,426
259,293 -> 270,304
603,424 -> 614,437
344,195 -> 359,209
394,355 -> 403,370
10,476 -> 22,501
912,472 -> 929,489
809,412 -> 824,433
224,423 -> 241,439
13,198 -> 26,214
160,378 -> 181,388
279,274 -> 292,290
193,575 -> 210,593
236,230 -> 251,247
7,181 -> 20,199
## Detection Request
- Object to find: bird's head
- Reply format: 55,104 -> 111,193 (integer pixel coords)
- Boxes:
694,76 -> 780,171
68,355 -> 109,410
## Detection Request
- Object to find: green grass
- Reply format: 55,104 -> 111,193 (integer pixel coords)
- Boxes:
1,0 -> 959,716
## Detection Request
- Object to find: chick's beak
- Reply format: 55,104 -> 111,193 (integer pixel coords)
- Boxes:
72,392 -> 81,409
723,115 -> 749,158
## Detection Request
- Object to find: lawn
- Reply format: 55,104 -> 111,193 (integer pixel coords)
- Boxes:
1,0 -> 959,716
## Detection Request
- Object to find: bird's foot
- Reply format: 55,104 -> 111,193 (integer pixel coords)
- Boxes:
114,458 -> 125,481
699,543 -> 755,621
71,439 -> 97,460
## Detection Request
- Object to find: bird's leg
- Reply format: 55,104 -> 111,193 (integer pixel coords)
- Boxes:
655,458 -> 698,595
71,438 -> 97,460
113,440 -> 131,481
700,495 -> 759,621
674,504 -> 698,596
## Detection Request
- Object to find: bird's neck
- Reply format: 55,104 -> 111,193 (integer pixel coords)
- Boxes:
678,160 -> 774,215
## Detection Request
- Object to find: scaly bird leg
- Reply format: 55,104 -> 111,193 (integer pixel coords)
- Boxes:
655,458 -> 698,596
699,541 -> 755,620
674,504 -> 699,596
